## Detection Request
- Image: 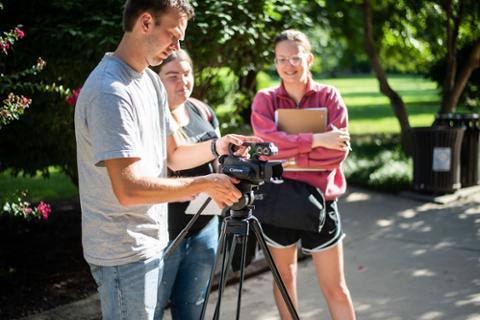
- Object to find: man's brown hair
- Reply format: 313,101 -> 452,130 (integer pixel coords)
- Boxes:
122,0 -> 194,32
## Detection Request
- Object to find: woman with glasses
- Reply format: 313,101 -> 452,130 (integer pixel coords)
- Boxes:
251,30 -> 356,319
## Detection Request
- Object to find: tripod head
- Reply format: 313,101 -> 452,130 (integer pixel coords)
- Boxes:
218,142 -> 283,219
228,181 -> 256,218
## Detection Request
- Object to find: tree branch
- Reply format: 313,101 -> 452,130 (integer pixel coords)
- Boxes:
443,39 -> 480,113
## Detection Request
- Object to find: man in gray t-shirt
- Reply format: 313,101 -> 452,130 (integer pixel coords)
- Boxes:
76,53 -> 173,266
74,1 -> 259,319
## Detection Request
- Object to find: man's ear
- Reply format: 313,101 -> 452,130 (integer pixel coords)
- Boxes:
138,12 -> 154,33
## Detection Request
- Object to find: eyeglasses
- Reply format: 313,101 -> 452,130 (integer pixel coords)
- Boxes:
274,55 -> 304,66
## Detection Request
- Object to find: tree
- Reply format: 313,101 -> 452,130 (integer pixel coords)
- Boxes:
362,0 -> 412,152
429,41 -> 480,110
361,0 -> 480,153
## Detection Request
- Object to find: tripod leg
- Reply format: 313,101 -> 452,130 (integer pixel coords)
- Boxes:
200,219 -> 228,320
250,218 -> 300,320
213,233 -> 238,320
234,232 -> 249,320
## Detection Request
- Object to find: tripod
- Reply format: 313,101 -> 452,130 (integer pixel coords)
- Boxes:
199,186 -> 300,320
164,182 -> 299,319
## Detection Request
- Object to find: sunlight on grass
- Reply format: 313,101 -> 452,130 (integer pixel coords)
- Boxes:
350,119 -> 399,134
256,73 -> 441,134
0,167 -> 78,203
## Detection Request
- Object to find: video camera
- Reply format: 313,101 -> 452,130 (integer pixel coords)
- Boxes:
218,142 -> 283,212
219,142 -> 283,185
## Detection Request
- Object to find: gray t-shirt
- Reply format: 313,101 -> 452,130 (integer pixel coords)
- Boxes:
74,53 -> 175,266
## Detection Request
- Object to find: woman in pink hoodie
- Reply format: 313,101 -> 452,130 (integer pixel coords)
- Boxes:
251,30 -> 356,319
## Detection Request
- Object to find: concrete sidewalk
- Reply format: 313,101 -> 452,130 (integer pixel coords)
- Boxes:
20,187 -> 480,320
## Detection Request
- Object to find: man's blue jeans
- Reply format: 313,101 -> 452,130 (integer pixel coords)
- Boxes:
89,253 -> 164,320
157,216 -> 219,319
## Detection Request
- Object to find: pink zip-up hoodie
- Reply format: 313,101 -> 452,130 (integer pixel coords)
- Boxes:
250,78 -> 349,200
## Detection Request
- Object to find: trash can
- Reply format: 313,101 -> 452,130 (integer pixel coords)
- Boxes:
458,114 -> 480,187
433,113 -> 480,187
433,112 -> 460,128
412,126 -> 465,194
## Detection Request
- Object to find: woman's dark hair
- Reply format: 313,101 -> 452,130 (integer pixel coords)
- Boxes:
122,0 -> 194,32
158,49 -> 193,71
273,29 -> 312,54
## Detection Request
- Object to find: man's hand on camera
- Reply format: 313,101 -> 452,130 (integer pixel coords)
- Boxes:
216,134 -> 263,157
201,173 -> 241,208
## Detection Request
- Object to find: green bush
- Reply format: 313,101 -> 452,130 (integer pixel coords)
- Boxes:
344,134 -> 412,192
192,67 -> 245,134
0,0 -> 122,184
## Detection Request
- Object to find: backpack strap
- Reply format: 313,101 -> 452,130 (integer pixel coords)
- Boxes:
188,97 -> 213,123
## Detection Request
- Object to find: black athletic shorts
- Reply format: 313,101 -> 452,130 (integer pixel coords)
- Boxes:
261,200 -> 345,254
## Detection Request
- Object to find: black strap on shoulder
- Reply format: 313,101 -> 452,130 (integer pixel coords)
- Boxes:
188,97 -> 213,123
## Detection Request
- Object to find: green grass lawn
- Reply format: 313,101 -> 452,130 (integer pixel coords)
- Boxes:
0,167 -> 78,204
256,73 -> 443,135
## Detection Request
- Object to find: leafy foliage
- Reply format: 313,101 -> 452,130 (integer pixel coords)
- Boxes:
362,0 -> 479,74
0,0 -> 122,182
185,0 -> 313,127
344,134 -> 412,192
0,0 -> 66,218
374,0 -> 480,112
307,0 -> 371,75
0,0 -> 314,182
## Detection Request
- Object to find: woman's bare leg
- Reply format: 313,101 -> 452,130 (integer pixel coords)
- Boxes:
269,245 -> 299,320
312,242 -> 355,320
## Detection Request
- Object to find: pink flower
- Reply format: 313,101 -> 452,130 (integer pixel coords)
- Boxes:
14,27 -> 25,39
21,95 -> 32,106
23,207 -> 33,215
5,93 -> 15,103
0,39 -> 11,54
36,57 -> 47,70
36,201 -> 51,221
66,87 -> 81,106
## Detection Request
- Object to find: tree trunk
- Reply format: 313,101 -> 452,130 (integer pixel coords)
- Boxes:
441,0 -> 456,112
440,0 -> 465,113
362,0 -> 413,155
236,69 -> 257,125
441,39 -> 480,113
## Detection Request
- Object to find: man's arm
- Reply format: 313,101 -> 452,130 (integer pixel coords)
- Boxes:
105,157 -> 242,208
